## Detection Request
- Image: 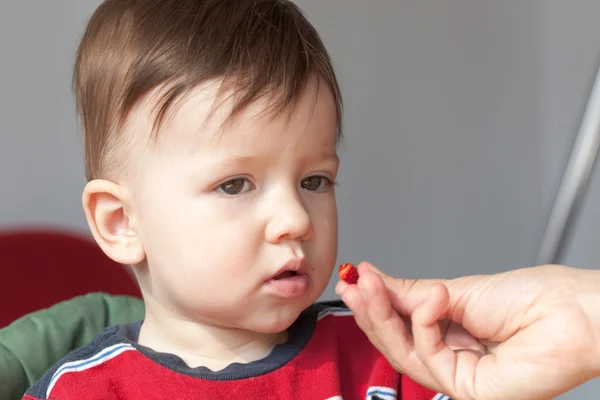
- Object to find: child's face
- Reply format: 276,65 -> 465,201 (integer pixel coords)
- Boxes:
126,79 -> 339,334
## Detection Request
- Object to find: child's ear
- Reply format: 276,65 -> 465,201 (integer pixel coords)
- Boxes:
82,179 -> 145,265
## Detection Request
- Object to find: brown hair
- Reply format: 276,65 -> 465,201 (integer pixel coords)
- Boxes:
73,0 -> 343,181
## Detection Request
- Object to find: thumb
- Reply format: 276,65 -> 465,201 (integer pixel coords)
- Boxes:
357,261 -> 452,316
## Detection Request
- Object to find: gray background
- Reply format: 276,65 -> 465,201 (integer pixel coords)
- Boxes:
2,1 -> 600,398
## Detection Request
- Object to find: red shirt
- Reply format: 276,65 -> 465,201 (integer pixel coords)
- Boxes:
24,301 -> 449,400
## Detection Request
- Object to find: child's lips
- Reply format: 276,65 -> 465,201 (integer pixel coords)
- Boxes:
264,273 -> 309,298
268,257 -> 307,281
272,270 -> 297,280
262,257 -> 310,298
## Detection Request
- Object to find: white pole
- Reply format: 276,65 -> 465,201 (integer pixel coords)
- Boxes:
535,63 -> 600,265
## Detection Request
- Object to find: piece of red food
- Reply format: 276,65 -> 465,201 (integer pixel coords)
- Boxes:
338,263 -> 358,284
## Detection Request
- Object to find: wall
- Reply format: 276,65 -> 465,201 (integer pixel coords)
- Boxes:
538,2 -> 600,397
1,1 -> 599,398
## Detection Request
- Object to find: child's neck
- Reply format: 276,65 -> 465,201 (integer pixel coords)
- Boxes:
137,303 -> 288,372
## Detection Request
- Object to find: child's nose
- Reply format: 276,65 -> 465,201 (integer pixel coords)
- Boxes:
264,192 -> 313,244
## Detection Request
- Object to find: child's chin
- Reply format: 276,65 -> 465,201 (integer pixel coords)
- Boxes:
248,308 -> 304,334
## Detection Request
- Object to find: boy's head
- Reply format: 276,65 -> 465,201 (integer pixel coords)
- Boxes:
76,0 -> 343,335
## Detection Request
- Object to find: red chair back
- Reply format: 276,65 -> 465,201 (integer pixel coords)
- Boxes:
0,228 -> 141,327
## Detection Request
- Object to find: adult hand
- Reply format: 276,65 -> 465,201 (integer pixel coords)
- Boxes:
336,262 -> 600,400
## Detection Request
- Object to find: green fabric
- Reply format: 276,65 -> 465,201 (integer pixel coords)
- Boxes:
0,292 -> 144,400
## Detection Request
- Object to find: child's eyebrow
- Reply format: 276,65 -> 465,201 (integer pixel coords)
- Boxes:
312,152 -> 340,165
198,152 -> 339,172
215,153 -> 338,163
210,155 -> 258,168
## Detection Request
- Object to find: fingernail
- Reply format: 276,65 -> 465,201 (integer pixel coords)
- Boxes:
368,263 -> 381,274
357,279 -> 367,301
361,261 -> 381,274
335,281 -> 348,296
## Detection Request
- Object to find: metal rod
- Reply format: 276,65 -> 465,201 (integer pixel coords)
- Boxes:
535,62 -> 600,266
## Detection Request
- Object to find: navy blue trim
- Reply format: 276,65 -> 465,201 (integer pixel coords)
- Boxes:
25,300 -> 348,396
24,326 -> 135,398
126,305 -> 318,380
126,300 -> 346,380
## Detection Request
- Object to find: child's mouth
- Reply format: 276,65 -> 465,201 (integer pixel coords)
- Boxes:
264,267 -> 309,299
272,270 -> 297,280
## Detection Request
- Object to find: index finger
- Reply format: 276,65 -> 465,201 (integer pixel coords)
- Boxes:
357,262 -> 447,315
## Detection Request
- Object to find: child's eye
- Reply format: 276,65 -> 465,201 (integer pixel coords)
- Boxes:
218,178 -> 253,195
301,175 -> 332,192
